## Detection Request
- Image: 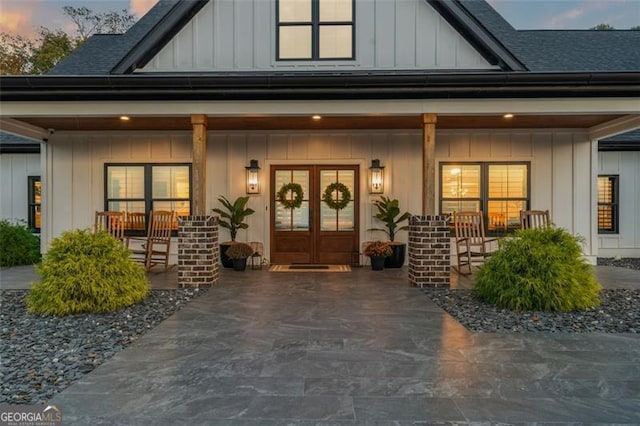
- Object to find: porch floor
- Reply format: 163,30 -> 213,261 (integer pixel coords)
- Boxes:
1,265 -> 639,423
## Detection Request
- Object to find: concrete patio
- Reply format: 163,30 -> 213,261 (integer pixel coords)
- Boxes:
1,265 -> 639,424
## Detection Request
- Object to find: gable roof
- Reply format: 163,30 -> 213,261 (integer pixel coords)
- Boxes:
48,0 -> 640,76
49,0 -> 194,75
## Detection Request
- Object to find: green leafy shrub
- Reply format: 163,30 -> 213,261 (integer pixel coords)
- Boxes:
27,229 -> 149,316
474,227 -> 601,312
0,219 -> 41,267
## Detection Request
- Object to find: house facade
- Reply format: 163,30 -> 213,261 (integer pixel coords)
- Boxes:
0,131 -> 41,232
1,0 -> 638,266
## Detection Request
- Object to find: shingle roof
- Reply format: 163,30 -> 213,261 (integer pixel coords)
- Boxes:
0,130 -> 37,144
458,0 -> 640,72
599,128 -> 640,151
49,0 -> 640,75
0,131 -> 41,153
49,0 -> 180,75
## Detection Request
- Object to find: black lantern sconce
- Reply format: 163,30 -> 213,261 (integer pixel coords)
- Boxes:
245,159 -> 260,194
369,159 -> 385,194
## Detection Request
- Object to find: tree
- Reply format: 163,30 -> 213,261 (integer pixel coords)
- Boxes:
62,6 -> 135,42
590,23 -> 615,30
0,6 -> 135,75
631,26 -> 640,31
29,29 -> 75,75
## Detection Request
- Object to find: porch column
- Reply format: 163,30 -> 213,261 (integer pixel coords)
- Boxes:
191,114 -> 207,215
422,113 -> 437,215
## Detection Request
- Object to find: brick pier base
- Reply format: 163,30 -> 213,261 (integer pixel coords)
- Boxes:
408,215 -> 450,287
178,216 -> 219,287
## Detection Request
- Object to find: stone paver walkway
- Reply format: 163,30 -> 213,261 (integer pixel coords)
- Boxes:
33,266 -> 640,425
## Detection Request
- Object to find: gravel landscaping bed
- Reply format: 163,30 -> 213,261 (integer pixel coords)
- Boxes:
424,288 -> 640,333
598,257 -> 640,271
0,288 -> 207,405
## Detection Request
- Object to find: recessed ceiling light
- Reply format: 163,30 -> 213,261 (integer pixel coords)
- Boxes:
120,116 -> 130,121
312,115 -> 322,120
503,113 -> 514,119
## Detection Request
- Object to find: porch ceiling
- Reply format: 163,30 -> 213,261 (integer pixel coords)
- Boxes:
17,114 -> 622,132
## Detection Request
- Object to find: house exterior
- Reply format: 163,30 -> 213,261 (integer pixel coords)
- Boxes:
0,131 -> 41,232
598,129 -> 640,257
0,0 -> 638,268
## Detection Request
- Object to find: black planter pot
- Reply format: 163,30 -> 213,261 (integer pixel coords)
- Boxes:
220,242 -> 234,268
232,257 -> 247,271
384,243 -> 406,268
370,256 -> 386,271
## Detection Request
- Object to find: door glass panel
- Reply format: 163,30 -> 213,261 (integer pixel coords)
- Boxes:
320,169 -> 355,231
275,170 -> 309,231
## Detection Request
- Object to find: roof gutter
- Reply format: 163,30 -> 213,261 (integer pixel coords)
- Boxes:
1,72 -> 638,102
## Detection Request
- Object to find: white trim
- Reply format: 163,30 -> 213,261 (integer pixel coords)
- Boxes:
2,98 -> 639,117
588,114 -> 640,140
0,118 -> 49,141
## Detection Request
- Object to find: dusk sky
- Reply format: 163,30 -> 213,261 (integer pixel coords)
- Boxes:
1,0 -> 639,40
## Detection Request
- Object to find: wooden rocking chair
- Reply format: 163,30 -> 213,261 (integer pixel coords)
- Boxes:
128,210 -> 175,271
520,210 -> 551,229
453,211 -> 498,275
94,210 -> 125,242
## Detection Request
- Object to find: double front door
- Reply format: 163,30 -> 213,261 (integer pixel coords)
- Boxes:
270,165 -> 359,264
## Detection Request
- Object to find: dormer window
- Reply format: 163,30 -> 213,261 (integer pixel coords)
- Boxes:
277,0 -> 354,60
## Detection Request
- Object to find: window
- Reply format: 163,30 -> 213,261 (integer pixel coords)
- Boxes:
28,176 -> 41,232
440,162 -> 529,233
597,175 -> 618,234
105,164 -> 191,233
277,0 -> 354,60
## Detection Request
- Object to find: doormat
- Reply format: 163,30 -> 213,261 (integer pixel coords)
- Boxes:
268,264 -> 351,272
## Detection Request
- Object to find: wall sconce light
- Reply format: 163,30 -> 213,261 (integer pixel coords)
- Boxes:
245,159 -> 260,194
369,159 -> 385,194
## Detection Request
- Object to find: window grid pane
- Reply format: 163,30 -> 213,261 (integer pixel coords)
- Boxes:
597,176 -> 618,233
319,0 -> 352,21
279,26 -> 312,59
441,162 -> 530,234
279,0 -> 312,22
319,25 -> 352,58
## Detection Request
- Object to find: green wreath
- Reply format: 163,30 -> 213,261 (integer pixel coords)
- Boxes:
277,183 -> 304,210
323,182 -> 351,211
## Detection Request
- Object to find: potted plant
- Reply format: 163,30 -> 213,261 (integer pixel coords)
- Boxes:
363,241 -> 393,271
369,196 -> 412,268
225,242 -> 255,271
212,195 -> 255,268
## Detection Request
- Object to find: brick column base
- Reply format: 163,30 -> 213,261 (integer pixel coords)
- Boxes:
408,215 -> 450,287
178,216 -> 219,287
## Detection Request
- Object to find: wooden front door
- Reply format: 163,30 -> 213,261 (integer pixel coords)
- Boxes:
270,165 -> 359,264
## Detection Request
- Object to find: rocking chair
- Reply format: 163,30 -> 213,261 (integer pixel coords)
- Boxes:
453,211 -> 498,275
128,210 -> 175,271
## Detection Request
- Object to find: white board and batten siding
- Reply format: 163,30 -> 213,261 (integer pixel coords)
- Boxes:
43,129 -> 597,263
598,151 -> 640,257
139,0 -> 496,72
437,130 -> 597,263
0,152 -> 40,224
